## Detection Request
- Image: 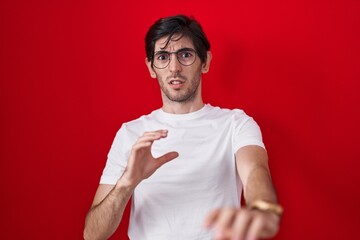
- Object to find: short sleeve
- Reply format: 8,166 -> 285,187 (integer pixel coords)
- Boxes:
100,125 -> 132,185
232,111 -> 265,154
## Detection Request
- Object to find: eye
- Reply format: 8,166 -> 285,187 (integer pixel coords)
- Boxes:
155,52 -> 169,61
178,51 -> 193,59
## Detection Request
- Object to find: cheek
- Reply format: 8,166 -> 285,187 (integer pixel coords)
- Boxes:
154,71 -> 166,83
192,66 -> 203,78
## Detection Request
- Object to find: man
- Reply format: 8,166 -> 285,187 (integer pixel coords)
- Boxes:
84,15 -> 283,240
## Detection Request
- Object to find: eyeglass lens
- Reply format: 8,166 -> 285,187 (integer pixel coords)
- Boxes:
153,49 -> 196,69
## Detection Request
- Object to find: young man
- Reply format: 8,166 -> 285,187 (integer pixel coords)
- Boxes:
84,15 -> 283,240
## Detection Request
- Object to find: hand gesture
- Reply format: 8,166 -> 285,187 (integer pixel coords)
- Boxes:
120,129 -> 179,187
203,207 -> 280,240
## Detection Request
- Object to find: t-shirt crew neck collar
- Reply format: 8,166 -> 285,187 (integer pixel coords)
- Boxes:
157,104 -> 211,121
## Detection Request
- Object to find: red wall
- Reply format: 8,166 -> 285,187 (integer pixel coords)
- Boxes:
1,0 -> 359,239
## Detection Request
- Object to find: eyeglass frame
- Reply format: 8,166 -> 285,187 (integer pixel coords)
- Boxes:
151,48 -> 198,69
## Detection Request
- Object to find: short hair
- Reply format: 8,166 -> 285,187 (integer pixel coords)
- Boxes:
145,14 -> 211,66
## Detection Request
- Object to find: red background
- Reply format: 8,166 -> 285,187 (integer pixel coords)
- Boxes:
1,0 -> 359,239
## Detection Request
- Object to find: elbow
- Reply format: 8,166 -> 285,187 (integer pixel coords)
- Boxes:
83,212 -> 97,240
83,225 -> 96,240
83,228 -> 90,240
83,226 -> 105,240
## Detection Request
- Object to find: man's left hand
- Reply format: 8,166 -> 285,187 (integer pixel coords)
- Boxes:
203,207 -> 280,240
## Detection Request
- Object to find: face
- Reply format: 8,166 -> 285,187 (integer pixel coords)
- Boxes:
146,35 -> 211,103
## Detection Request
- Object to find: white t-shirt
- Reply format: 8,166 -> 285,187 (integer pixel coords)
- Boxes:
100,104 -> 265,240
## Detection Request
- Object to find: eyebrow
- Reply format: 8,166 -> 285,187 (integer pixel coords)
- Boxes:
154,47 -> 195,54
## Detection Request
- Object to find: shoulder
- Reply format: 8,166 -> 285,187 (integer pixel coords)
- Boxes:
207,104 -> 251,121
118,109 -> 161,135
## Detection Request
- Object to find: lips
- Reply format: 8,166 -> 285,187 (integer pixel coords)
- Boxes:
169,79 -> 184,85
168,79 -> 185,89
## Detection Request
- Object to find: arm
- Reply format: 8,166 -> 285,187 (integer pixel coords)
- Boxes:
83,183 -> 133,240
236,145 -> 277,205
83,130 -> 178,240
203,145 -> 281,240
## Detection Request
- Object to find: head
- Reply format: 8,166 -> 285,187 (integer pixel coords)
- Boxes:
145,15 -> 211,66
145,15 -> 212,104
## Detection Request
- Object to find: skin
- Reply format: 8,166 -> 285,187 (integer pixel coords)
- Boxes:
83,34 -> 280,240
145,35 -> 211,114
203,145 -> 280,240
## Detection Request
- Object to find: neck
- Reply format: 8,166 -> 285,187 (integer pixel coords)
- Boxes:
161,96 -> 204,114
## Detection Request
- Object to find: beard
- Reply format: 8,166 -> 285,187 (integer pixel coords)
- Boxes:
158,73 -> 201,103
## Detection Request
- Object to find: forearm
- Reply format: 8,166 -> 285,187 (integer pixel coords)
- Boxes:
205,146 -> 281,239
244,165 -> 278,205
236,146 -> 278,205
204,167 -> 281,240
84,130 -> 178,239
83,181 -> 134,240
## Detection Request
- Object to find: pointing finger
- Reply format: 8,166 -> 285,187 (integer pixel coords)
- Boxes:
203,209 -> 221,228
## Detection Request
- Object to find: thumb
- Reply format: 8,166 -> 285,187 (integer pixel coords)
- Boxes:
156,151 -> 179,166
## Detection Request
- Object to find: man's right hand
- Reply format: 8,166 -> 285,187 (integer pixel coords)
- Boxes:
84,130 -> 177,240
119,129 -> 179,187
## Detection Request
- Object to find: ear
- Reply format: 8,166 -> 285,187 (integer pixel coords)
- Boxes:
145,58 -> 157,78
201,51 -> 212,74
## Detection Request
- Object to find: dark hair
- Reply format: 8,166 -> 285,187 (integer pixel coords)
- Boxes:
145,15 -> 211,66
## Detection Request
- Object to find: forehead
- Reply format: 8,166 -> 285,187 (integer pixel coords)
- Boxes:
155,35 -> 194,51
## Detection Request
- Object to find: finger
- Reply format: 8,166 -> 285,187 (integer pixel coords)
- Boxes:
246,215 -> 266,240
155,151 -> 179,166
136,130 -> 169,144
203,209 -> 221,228
211,208 -> 237,239
137,132 -> 167,142
230,210 -> 252,240
132,141 -> 152,151
136,134 -> 165,144
254,212 -> 279,239
143,129 -> 168,137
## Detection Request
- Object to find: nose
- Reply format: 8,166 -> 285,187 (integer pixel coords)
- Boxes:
168,53 -> 182,73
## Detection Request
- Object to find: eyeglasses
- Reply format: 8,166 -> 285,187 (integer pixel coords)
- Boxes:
152,48 -> 197,69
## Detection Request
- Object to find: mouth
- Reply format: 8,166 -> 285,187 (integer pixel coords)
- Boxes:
169,79 -> 185,85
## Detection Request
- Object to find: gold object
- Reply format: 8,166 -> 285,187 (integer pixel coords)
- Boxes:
249,200 -> 284,216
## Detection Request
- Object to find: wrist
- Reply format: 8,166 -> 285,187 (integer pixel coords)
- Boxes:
248,200 -> 284,218
115,173 -> 138,191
